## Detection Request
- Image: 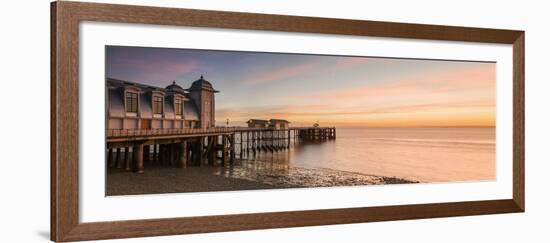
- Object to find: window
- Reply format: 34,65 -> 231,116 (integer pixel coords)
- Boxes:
126,92 -> 138,113
174,98 -> 183,116
153,96 -> 163,115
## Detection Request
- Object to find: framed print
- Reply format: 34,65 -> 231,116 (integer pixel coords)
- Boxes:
51,1 -> 524,242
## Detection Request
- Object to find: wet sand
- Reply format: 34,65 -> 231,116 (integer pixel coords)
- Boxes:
107,161 -> 417,196
107,166 -> 281,196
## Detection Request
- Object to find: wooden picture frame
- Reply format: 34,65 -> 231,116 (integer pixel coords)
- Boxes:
51,1 -> 524,242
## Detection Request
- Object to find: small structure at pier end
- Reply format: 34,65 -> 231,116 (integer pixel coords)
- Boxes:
269,119 -> 290,129
247,119 -> 290,129
106,75 -> 336,174
247,119 -> 269,128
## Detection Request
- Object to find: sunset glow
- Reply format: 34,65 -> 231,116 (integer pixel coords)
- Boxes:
107,46 -> 496,128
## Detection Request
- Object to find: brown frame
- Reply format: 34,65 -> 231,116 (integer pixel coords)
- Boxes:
51,1 -> 525,242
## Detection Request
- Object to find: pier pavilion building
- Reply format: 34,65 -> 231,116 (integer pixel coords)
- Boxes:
107,75 -> 218,130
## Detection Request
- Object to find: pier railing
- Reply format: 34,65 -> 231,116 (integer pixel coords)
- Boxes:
107,126 -> 335,138
107,127 -> 235,138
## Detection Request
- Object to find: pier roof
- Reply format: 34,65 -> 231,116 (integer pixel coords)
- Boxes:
188,75 -> 219,93
269,119 -> 290,123
247,119 -> 269,124
165,80 -> 186,94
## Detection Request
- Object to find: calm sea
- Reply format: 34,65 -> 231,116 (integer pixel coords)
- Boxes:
239,127 -> 496,182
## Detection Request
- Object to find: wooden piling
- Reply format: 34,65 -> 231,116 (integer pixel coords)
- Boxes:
144,145 -> 150,162
134,143 -> 144,173
119,148 -> 127,168
154,144 -> 159,162
108,148 -> 115,167
115,148 -> 123,169
207,136 -> 215,166
221,135 -> 227,166
230,134 -> 236,164
198,138 -> 205,166
179,141 -> 187,168
125,147 -> 133,171
287,129 -> 291,148
159,144 -> 164,165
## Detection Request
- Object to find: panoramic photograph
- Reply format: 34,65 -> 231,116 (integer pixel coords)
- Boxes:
105,46 -> 496,196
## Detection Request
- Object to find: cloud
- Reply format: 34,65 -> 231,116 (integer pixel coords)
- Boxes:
218,63 -> 496,127
334,58 -> 370,69
296,64 -> 495,101
239,56 -> 389,85
240,62 -> 319,85
217,99 -> 493,118
107,52 -> 200,83
111,59 -> 199,81
216,104 -> 330,117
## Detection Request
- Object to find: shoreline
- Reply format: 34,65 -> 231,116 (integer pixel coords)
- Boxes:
107,162 -> 418,196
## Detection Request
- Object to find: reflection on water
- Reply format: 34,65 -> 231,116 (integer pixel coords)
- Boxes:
214,127 -> 495,184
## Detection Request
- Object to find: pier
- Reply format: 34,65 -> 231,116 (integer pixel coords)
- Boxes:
106,127 -> 336,173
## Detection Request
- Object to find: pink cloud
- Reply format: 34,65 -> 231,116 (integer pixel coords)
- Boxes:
219,99 -> 492,118
240,62 -> 319,85
109,58 -> 200,82
240,57 -> 387,85
334,58 -> 370,69
298,64 -> 495,101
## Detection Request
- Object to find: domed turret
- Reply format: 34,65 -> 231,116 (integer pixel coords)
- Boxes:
165,80 -> 186,94
189,75 -> 218,93
187,75 -> 218,128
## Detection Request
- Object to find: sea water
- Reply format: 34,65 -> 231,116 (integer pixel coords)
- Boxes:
239,127 -> 495,183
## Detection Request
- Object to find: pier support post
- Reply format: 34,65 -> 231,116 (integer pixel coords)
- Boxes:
119,148 -> 127,169
248,132 -> 251,154
271,130 -> 274,151
221,135 -> 227,166
111,148 -> 117,168
169,143 -> 176,166
179,141 -> 187,168
163,144 -> 169,165
252,132 -> 255,154
125,147 -> 132,171
144,145 -> 150,162
153,144 -> 159,162
166,144 -> 172,166
175,143 -> 181,166
208,136 -> 215,166
199,138 -> 205,166
134,143 -> 144,173
230,134 -> 235,164
287,129 -> 291,148
239,132 -> 243,158
188,144 -> 194,165
275,131 -> 279,150
108,148 -> 115,167
159,144 -> 165,164
115,148 -> 124,169
164,144 -> 169,165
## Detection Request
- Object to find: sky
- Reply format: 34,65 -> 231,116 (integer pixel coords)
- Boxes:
106,46 -> 496,128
